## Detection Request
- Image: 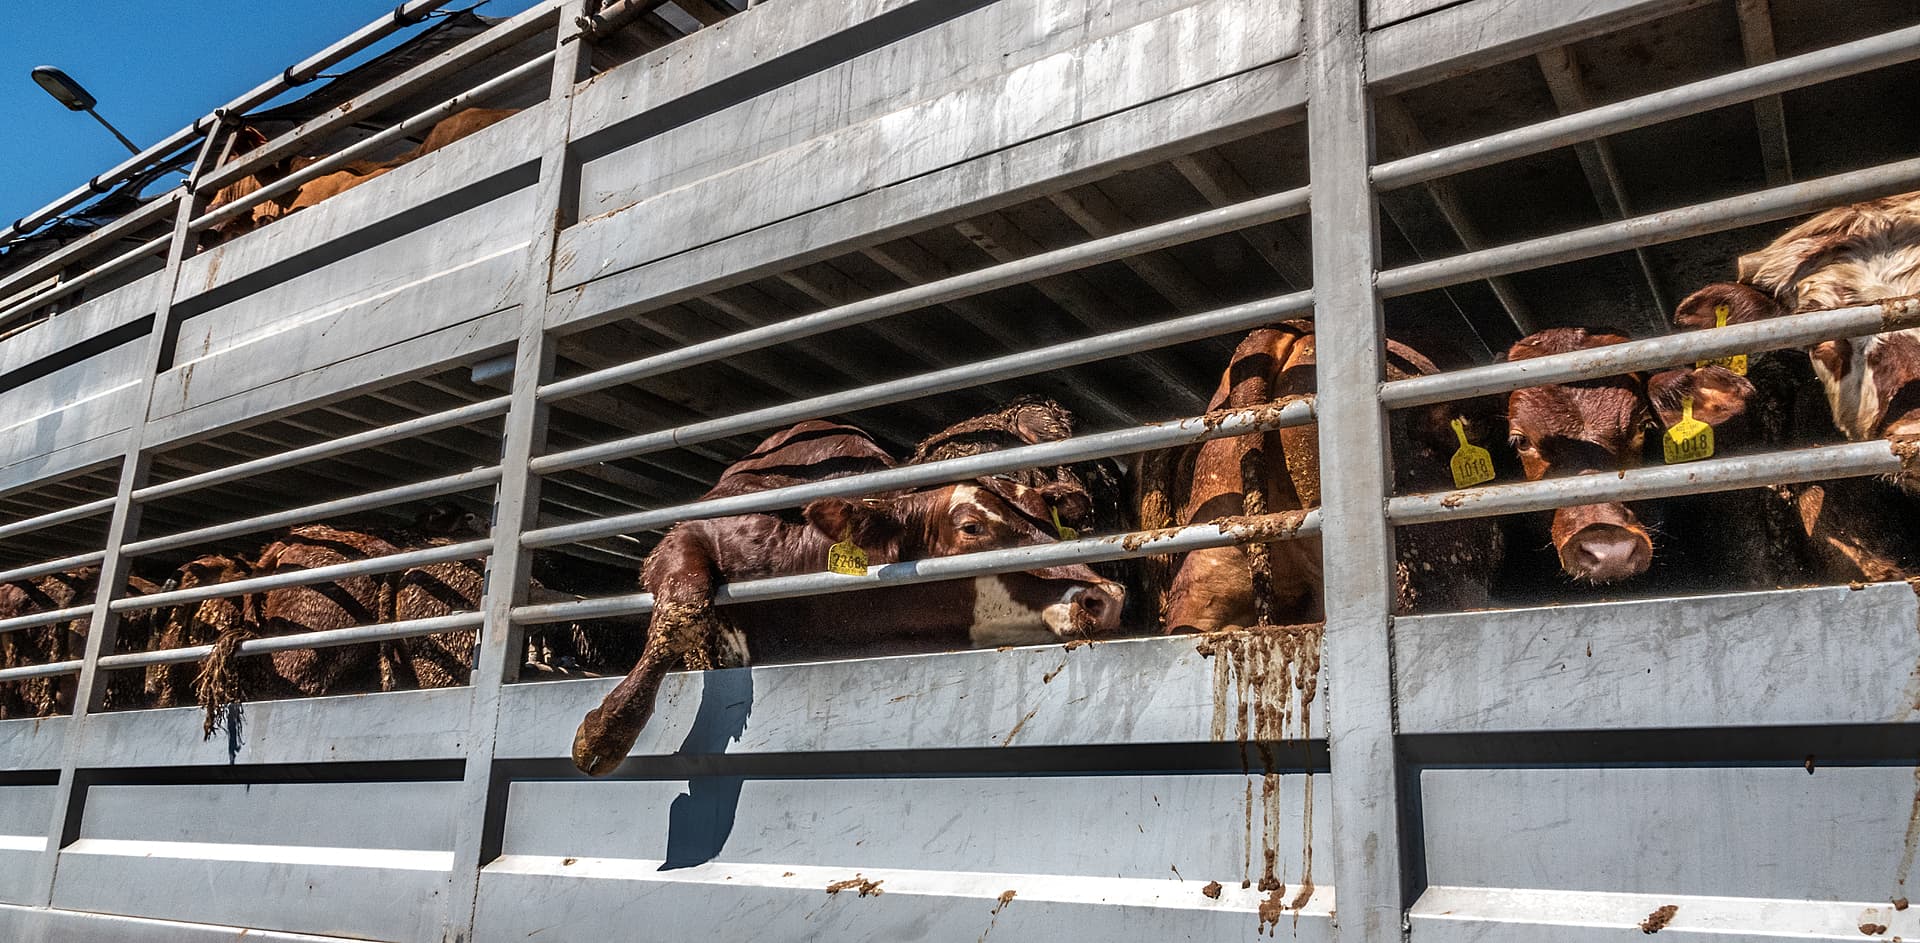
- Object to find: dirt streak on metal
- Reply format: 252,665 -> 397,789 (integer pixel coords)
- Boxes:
1197,622 -> 1323,933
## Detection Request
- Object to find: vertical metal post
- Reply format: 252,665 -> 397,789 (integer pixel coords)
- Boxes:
442,4 -> 589,939
29,126 -> 228,906
1305,0 -> 1409,941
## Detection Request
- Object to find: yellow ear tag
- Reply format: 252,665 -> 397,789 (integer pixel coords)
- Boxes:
1448,418 -> 1495,488
826,530 -> 868,576
1662,396 -> 1715,464
1695,303 -> 1749,376
1049,505 -> 1078,541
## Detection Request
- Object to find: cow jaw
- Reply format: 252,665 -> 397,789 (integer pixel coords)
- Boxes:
968,575 -> 1066,647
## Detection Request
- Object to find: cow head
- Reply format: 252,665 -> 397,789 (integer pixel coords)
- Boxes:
1647,365 -> 1759,449
801,479 -> 1124,642
1506,329 -> 1655,584
414,502 -> 488,540
1732,199 -> 1920,442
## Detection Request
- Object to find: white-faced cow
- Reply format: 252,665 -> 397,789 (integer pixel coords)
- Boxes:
570,419 -> 1126,776
1731,190 -> 1920,446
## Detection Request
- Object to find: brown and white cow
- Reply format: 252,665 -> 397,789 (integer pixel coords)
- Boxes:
1505,328 -> 1655,584
1733,190 -> 1920,445
1137,322 -> 1504,632
571,419 -> 1126,776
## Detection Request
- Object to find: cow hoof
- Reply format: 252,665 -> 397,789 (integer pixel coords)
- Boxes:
571,709 -> 628,777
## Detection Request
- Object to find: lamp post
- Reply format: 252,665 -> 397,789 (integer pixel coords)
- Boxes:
31,66 -> 140,155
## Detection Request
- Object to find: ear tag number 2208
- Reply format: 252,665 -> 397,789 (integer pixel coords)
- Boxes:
1662,396 -> 1715,464
826,532 -> 869,576
1695,303 -> 1749,376
1448,418 -> 1495,488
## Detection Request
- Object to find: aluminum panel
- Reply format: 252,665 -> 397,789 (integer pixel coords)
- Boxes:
475,861 -> 1333,942
80,782 -> 459,851
500,772 -> 1327,883
0,716 -> 68,772
0,784 -> 54,904
573,0 -> 1273,220
50,846 -> 446,943
1396,584 -> 1920,734
1411,886 -> 1918,941
165,191 -> 531,399
1418,765 -> 1920,902
0,903 -> 370,943
495,635 -> 1324,760
553,0 -> 1295,291
72,688 -> 471,769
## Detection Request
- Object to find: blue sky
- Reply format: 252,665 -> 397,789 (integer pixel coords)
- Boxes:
1,0 -> 537,227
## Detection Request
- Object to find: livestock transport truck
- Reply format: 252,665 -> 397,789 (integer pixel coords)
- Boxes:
4,0 -> 1920,940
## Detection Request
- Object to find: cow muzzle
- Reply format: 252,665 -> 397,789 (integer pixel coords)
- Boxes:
1043,579 -> 1126,638
1556,517 -> 1653,584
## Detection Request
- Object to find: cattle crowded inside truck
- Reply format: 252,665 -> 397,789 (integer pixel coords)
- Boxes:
0,0 -> 1915,785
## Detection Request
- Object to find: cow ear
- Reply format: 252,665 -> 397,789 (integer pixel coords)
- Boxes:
1036,483 -> 1092,530
803,497 -> 901,546
1737,235 -> 1842,299
231,125 -> 269,153
1674,282 -> 1785,331
1648,366 -> 1753,429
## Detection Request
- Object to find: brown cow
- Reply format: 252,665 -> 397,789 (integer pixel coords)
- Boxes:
1139,322 -> 1504,632
145,553 -> 254,709
201,107 -> 520,244
1735,190 -> 1920,444
1669,282 -> 1920,582
570,419 -> 1127,776
1505,328 -> 1655,584
0,569 -> 158,717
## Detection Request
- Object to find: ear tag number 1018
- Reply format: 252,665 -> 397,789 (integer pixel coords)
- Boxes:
1662,396 -> 1715,464
1448,418 -> 1495,488
1696,303 -> 1749,376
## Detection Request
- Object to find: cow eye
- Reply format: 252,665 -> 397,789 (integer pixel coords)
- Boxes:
1507,433 -> 1528,451
958,521 -> 986,537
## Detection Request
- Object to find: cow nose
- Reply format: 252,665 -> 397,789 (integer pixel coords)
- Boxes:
1070,581 -> 1126,635
1563,523 -> 1651,583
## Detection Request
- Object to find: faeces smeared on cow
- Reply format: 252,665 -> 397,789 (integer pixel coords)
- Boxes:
1196,622 -> 1323,922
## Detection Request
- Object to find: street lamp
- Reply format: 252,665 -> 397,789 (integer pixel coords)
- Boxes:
31,66 -> 140,155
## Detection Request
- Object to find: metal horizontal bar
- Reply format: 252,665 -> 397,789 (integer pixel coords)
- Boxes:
5,129 -> 205,246
121,466 -> 502,559
216,0 -> 461,120
535,288 -> 1316,474
192,50 -> 558,234
524,397 -> 1319,548
0,229 -> 173,334
1391,439 -> 1903,525
538,185 -> 1313,402
1384,297 -> 1920,408
4,0 -> 462,245
1373,21 -> 1920,191
134,396 -> 510,505
0,551 -> 107,588
514,509 -> 1325,626
0,659 -> 81,683
0,498 -> 115,545
0,605 -> 93,637
94,612 -> 484,672
199,1 -> 563,195
0,194 -> 180,308
109,538 -> 490,614
1379,156 -> 1920,299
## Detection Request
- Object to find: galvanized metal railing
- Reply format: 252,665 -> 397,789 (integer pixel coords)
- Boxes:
4,2 -> 1920,941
